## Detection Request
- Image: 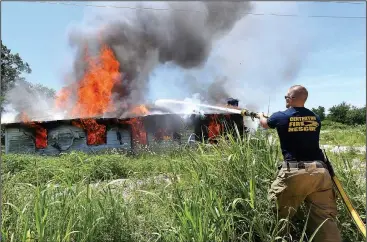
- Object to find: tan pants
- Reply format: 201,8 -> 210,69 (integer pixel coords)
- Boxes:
268,162 -> 342,242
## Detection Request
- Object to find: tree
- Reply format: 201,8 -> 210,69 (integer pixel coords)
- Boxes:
311,106 -> 325,121
18,80 -> 56,99
346,105 -> 366,125
327,102 -> 351,124
1,43 -> 56,145
1,41 -> 32,109
326,102 -> 366,125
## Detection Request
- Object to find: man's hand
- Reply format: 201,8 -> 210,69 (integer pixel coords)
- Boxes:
256,112 -> 264,118
258,112 -> 270,129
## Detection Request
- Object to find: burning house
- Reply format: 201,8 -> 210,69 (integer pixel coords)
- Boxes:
1,1 -> 255,155
2,104 -> 248,155
1,43 -> 250,155
1,42 -> 252,155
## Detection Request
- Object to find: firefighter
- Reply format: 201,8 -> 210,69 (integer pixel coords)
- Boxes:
258,85 -> 342,242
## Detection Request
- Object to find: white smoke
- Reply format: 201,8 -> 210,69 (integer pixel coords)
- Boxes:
2,80 -> 65,123
148,1 -> 313,111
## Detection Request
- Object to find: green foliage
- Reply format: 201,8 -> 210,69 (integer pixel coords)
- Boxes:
328,102 -> 350,123
1,152 -> 173,185
1,132 -> 365,242
327,102 -> 366,125
320,129 -> 365,146
310,102 -> 365,126
17,80 -> 56,99
1,42 -> 56,113
346,106 -> 366,125
0,43 -> 56,143
311,106 -> 325,121
321,119 -> 348,129
320,120 -> 365,146
1,42 -> 31,101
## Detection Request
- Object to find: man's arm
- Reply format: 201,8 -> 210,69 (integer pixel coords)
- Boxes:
258,112 -> 279,129
258,113 -> 270,129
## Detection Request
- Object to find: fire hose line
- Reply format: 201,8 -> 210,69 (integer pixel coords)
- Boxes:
333,176 -> 366,238
320,150 -> 367,238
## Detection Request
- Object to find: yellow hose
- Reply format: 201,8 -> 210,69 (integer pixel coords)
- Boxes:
333,176 -> 366,238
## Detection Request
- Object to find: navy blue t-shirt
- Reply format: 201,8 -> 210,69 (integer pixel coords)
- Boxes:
267,107 -> 324,162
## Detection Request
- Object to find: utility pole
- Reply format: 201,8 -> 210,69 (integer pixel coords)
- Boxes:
267,96 -> 270,116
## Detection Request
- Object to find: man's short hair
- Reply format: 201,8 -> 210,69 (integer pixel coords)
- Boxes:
289,85 -> 308,102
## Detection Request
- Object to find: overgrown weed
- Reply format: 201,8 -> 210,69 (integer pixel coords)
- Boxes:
2,128 -> 365,241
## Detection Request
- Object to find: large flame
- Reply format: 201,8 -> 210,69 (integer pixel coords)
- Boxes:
55,44 -> 121,118
124,118 -> 147,146
53,44 -> 151,146
121,105 -> 149,145
72,119 -> 106,145
20,43 -> 155,149
20,112 -> 48,149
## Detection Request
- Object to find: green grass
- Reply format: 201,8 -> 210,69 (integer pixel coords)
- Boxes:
320,129 -> 365,146
1,128 -> 366,242
320,121 -> 365,146
267,121 -> 366,146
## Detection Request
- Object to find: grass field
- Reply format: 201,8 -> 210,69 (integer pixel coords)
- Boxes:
1,124 -> 366,242
320,121 -> 365,147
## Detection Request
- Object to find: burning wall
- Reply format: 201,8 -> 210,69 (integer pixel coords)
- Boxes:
3,113 -> 247,155
4,119 -> 132,155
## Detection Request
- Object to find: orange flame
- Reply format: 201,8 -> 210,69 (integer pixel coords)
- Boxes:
73,45 -> 120,117
20,43 -> 155,149
71,119 -> 106,145
55,44 -> 121,118
20,112 -> 31,123
122,118 -> 147,145
208,114 -> 222,143
20,112 -> 48,149
119,105 -> 149,146
55,86 -> 72,109
154,128 -> 172,141
53,44 -> 151,121
131,105 -> 149,116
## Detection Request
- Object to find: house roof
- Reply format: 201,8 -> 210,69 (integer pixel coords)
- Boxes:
1,103 -> 243,126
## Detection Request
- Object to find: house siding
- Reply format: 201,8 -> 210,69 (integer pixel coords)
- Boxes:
5,128 -> 36,154
5,124 -> 132,155
3,114 -> 247,155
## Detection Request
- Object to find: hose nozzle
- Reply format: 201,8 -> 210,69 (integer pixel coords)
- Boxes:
241,109 -> 268,121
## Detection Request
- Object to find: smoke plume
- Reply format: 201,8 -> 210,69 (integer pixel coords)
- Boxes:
3,1 -> 312,123
66,1 -> 253,111
2,80 -> 64,123
148,1 -> 312,112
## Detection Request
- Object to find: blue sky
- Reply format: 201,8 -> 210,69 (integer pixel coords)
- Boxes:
1,1 -> 365,114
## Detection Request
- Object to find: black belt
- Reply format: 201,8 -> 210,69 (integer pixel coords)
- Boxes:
281,160 -> 326,169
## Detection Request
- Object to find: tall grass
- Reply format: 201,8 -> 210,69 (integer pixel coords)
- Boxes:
1,129 -> 365,241
320,129 -> 365,147
320,121 -> 365,146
